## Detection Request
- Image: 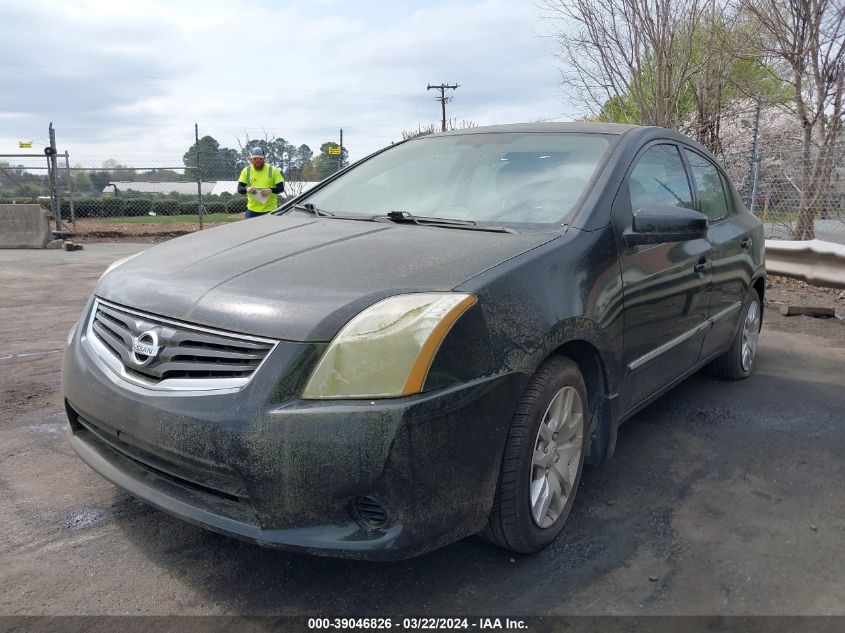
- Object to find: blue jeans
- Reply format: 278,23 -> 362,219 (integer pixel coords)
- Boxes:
245,210 -> 269,219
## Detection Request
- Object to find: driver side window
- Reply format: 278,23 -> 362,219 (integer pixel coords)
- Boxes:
629,144 -> 693,211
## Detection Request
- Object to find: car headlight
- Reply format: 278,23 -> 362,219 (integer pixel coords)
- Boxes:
302,292 -> 477,399
100,252 -> 142,279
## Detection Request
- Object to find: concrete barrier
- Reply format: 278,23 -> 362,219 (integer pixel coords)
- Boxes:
765,239 -> 845,289
0,204 -> 52,249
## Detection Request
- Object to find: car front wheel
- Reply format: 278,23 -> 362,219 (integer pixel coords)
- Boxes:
480,356 -> 587,553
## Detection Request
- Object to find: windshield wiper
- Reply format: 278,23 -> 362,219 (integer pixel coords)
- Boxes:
379,211 -> 519,234
290,202 -> 334,217
385,210 -> 473,225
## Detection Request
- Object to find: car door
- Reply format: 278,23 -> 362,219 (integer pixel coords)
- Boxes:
682,148 -> 754,360
613,142 -> 713,412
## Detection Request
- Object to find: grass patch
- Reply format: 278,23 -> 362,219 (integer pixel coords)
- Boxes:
96,214 -> 240,224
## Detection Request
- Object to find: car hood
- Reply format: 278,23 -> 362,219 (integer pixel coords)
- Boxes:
96,214 -> 558,341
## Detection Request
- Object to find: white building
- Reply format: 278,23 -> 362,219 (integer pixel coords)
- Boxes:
102,181 -> 216,196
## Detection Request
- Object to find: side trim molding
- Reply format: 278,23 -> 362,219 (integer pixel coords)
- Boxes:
710,301 -> 742,323
627,301 -> 741,372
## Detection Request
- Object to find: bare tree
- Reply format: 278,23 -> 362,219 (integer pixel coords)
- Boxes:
742,0 -> 845,239
235,128 -> 276,165
686,8 -> 769,153
282,180 -> 309,199
401,123 -> 441,140
541,0 -> 775,153
540,0 -> 709,128
401,119 -> 478,140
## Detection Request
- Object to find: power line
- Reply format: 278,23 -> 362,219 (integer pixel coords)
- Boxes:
0,62 -> 422,102
461,50 -> 556,84
426,83 -> 459,132
398,94 -> 431,132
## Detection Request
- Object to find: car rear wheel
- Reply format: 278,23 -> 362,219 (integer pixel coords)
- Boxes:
480,356 -> 587,553
709,288 -> 762,380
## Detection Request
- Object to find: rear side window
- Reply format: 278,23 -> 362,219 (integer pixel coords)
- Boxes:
685,150 -> 729,221
628,144 -> 693,211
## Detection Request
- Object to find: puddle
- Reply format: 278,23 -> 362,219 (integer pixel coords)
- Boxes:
65,507 -> 109,531
26,421 -> 66,437
0,349 -> 63,364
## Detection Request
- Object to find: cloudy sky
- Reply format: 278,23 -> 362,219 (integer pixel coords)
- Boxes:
0,0 -> 582,168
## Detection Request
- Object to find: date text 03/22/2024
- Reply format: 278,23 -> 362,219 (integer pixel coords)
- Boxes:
307,618 -> 529,630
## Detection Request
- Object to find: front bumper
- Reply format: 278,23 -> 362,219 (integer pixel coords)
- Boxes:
62,306 -> 525,560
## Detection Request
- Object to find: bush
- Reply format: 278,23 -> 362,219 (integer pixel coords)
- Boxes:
100,197 -> 126,217
74,198 -> 105,218
124,198 -> 153,217
226,197 -> 248,214
180,201 -> 200,215
0,197 -> 38,205
205,201 -> 226,215
151,199 -> 181,216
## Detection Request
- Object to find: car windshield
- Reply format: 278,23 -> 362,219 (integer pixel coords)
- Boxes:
298,132 -> 614,227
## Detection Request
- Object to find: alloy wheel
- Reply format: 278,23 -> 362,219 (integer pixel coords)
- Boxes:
741,299 -> 761,372
529,385 -> 584,528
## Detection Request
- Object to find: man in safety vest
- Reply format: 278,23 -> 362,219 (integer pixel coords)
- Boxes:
237,147 -> 285,218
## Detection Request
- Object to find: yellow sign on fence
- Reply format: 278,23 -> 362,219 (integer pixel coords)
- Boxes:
18,141 -> 32,148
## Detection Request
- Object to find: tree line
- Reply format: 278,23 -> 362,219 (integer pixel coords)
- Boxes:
181,134 -> 349,182
541,0 -> 844,239
0,135 -> 350,198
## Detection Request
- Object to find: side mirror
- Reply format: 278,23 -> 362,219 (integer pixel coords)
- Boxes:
623,206 -> 708,246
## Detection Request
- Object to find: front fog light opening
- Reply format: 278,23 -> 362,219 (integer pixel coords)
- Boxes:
352,495 -> 390,530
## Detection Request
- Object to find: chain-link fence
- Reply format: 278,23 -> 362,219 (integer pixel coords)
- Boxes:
2,128 -> 844,243
720,141 -> 845,245
0,148 -> 318,238
58,154 -> 247,230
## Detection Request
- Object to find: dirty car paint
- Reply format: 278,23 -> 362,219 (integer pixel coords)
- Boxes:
63,123 -> 765,559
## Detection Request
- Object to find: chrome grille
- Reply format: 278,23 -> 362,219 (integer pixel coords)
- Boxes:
85,299 -> 276,391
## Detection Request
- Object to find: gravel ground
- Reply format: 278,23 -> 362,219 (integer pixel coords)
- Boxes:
71,218 -> 234,243
765,274 -> 845,320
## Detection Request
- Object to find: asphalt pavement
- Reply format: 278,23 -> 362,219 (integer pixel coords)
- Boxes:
1,244 -> 844,616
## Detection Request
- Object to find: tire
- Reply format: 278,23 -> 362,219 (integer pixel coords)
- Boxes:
480,356 -> 588,553
708,288 -> 762,380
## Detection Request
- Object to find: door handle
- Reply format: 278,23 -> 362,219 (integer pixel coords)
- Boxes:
694,260 -> 712,275
741,237 -> 752,250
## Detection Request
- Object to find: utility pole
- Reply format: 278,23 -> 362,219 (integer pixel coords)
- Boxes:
195,123 -> 204,230
338,128 -> 343,173
46,122 -> 61,234
427,83 -> 459,132
63,151 -> 76,228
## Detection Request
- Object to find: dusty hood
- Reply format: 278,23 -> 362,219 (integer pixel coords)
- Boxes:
96,214 -> 558,341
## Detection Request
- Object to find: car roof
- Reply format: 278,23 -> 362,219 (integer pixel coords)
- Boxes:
428,122 -> 713,164
432,122 -> 641,136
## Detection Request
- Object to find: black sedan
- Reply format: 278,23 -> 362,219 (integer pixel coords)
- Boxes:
62,123 -> 765,559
